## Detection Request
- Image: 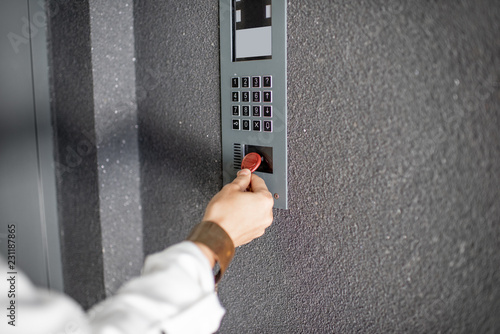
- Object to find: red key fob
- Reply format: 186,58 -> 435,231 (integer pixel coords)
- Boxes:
241,152 -> 262,173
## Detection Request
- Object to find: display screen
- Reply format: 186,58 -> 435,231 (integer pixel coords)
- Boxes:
232,0 -> 272,62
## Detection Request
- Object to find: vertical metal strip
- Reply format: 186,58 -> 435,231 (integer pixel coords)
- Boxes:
27,0 -> 51,289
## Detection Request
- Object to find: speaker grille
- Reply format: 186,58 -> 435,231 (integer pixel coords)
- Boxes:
233,143 -> 243,170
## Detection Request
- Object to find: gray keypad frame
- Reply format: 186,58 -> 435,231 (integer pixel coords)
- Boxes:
220,0 -> 288,209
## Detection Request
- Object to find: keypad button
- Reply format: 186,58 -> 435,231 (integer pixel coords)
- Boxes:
263,120 -> 273,132
232,119 -> 240,130
252,120 -> 261,132
263,106 -> 272,117
263,76 -> 272,88
232,105 -> 240,116
232,91 -> 239,102
242,119 -> 250,131
241,77 -> 250,88
241,91 -> 250,102
232,77 -> 239,88
263,91 -> 272,103
242,105 -> 250,117
252,105 -> 261,117
253,91 -> 261,103
252,76 -> 261,88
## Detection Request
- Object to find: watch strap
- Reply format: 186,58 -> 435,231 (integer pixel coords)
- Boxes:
187,221 -> 235,283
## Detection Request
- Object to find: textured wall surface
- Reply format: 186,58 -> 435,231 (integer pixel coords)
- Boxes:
48,0 -> 143,307
134,0 -> 223,252
89,0 -> 143,296
47,0 -> 106,308
48,0 -> 500,331
134,1 -> 500,333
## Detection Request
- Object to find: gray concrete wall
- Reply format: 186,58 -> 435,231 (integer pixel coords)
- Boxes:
48,0 -> 142,307
89,0 -> 142,297
48,0 -> 500,331
134,1 -> 500,333
47,0 -> 106,309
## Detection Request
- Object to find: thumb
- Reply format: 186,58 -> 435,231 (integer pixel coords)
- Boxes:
231,169 -> 252,191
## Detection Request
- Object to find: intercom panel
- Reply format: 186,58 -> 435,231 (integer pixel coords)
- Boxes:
219,0 -> 288,209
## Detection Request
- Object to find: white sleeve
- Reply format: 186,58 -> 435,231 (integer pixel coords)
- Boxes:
0,241 -> 225,334
0,258 -> 90,334
88,241 -> 226,334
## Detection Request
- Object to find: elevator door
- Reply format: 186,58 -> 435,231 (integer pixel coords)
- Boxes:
0,0 -> 62,291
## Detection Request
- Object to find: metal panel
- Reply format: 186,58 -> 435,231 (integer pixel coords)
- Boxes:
220,0 -> 288,208
0,0 -> 62,291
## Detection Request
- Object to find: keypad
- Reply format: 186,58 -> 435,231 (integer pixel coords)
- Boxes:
231,75 -> 274,133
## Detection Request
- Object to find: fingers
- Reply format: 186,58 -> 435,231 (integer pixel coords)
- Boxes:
230,169 -> 252,191
249,174 -> 271,196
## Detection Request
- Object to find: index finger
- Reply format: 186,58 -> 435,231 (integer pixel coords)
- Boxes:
249,174 -> 271,194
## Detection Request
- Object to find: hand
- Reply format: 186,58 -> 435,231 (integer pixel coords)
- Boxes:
202,169 -> 274,247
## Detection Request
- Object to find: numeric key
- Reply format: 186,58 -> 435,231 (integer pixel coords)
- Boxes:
232,105 -> 240,116
252,76 -> 261,88
241,91 -> 250,102
242,105 -> 250,116
242,119 -> 250,131
232,91 -> 239,102
253,91 -> 261,103
253,105 -> 261,117
232,77 -> 239,88
241,76 -> 250,88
